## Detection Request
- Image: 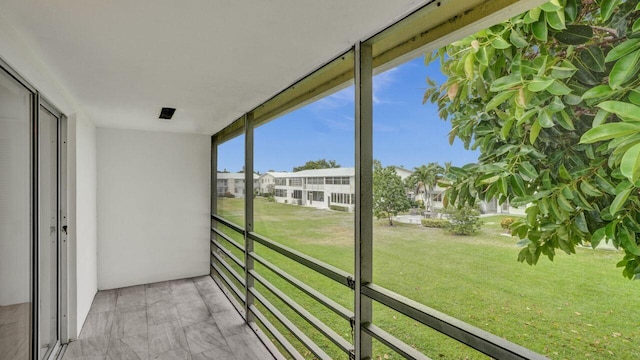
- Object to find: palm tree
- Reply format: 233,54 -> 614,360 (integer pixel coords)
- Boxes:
410,163 -> 444,212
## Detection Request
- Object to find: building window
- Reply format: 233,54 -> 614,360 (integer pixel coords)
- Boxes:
326,176 -> 350,185
289,178 -> 302,186
311,191 -> 324,201
307,177 -> 324,185
275,178 -> 287,186
292,190 -> 302,199
275,189 -> 287,197
331,192 -> 353,204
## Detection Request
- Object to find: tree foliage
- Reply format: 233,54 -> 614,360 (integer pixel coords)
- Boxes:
409,163 -> 445,210
373,162 -> 411,226
425,0 -> 640,278
293,159 -> 340,172
442,205 -> 483,235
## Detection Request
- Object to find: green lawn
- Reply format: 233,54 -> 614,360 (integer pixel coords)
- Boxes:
215,198 -> 640,359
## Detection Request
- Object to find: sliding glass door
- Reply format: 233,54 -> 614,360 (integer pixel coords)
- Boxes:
38,106 -> 59,359
0,64 -> 66,360
0,65 -> 33,360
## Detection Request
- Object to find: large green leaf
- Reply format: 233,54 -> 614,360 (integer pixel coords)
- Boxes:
524,7 -> 541,24
597,101 -> 640,122
539,109 -> 554,128
491,37 -> 511,50
546,9 -> 566,30
519,161 -> 539,181
580,46 -> 606,73
600,0 -> 621,22
509,29 -> 528,48
582,85 -> 612,100
540,0 -> 562,12
554,25 -> 593,45
610,188 -> 632,214
608,50 -> 640,89
531,16 -> 548,42
527,76 -> 554,92
620,143 -> 640,183
580,122 -> 640,143
546,80 -> 572,95
605,38 -> 640,62
486,90 -> 517,111
564,0 -> 578,22
550,60 -> 578,79
490,74 -> 522,92
629,90 -> 640,106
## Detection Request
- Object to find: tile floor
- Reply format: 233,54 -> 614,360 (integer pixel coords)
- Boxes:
0,302 -> 30,360
63,276 -> 275,360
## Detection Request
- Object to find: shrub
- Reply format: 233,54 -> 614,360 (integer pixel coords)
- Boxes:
421,218 -> 449,228
442,205 -> 482,235
500,217 -> 515,230
330,205 -> 348,212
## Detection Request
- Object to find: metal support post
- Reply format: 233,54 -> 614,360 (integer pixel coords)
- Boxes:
244,113 -> 255,322
210,135 -> 219,279
354,41 -> 373,359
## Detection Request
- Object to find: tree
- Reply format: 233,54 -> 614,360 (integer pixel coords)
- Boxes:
442,205 -> 482,235
424,0 -> 640,278
409,163 -> 445,211
293,159 -> 340,172
373,161 -> 411,226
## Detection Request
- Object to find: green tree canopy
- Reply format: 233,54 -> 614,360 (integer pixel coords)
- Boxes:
425,0 -> 640,278
373,161 -> 411,226
410,163 -> 445,210
293,159 -> 341,172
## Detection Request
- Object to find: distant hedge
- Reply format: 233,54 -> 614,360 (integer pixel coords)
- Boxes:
330,205 -> 348,212
421,218 -> 449,228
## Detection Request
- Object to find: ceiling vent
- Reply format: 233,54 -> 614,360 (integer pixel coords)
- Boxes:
159,107 -> 176,119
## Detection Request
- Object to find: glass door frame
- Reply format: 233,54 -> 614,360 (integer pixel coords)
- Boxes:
37,99 -> 68,359
0,57 -> 69,360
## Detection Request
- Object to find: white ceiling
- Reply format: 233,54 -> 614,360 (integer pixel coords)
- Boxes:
0,0 -> 429,134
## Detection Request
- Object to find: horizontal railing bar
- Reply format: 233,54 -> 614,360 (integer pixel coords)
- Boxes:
248,320 -> 290,360
211,227 -> 244,252
248,231 -> 353,288
211,269 -> 246,316
250,287 -> 332,360
212,214 -> 245,235
211,252 -> 246,287
362,284 -> 549,360
249,304 -> 306,360
363,323 -> 432,360
211,262 -> 245,304
249,269 -> 353,354
211,240 -> 245,269
250,251 -> 354,321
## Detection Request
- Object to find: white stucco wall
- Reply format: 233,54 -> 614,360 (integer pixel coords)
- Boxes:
68,114 -> 98,337
97,128 -> 210,290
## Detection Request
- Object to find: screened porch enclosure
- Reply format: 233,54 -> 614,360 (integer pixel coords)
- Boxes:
209,0 -> 550,358
0,0 -> 564,359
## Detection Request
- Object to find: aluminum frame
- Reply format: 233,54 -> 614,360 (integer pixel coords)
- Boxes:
0,59 -> 69,360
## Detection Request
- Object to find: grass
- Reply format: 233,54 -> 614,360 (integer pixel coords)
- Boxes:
216,198 -> 640,359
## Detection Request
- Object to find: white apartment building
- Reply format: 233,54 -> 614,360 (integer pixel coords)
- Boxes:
217,172 -> 259,198
260,168 -> 356,211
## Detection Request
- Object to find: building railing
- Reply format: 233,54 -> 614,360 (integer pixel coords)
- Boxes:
210,214 -> 548,360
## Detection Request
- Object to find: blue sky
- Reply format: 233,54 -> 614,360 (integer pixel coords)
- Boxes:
218,56 -> 479,173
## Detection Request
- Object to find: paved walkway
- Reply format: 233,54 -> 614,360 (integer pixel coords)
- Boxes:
63,276 -> 274,360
